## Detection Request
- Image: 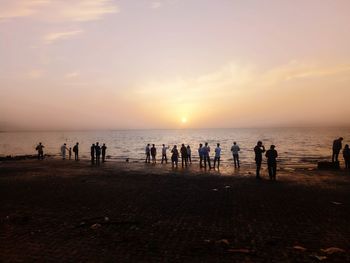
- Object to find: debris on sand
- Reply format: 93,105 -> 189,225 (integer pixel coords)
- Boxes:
212,188 -> 218,191
293,245 -> 307,252
320,247 -> 345,255
331,201 -> 343,205
227,248 -> 251,254
90,223 -> 102,230
310,254 -> 327,261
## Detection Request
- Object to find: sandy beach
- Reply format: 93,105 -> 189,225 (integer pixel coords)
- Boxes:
0,159 -> 349,262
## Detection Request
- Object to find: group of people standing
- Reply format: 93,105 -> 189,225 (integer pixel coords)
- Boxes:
144,141 -> 278,180
90,143 -> 107,165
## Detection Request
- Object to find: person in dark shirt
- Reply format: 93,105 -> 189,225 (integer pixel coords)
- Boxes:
343,144 -> 350,169
95,142 -> 101,165
101,143 -> 107,162
198,144 -> 204,168
180,144 -> 188,167
254,141 -> 265,179
35,142 -> 44,160
332,137 -> 343,162
265,145 -> 278,180
171,145 -> 179,168
73,142 -> 79,161
151,144 -> 157,164
91,144 -> 95,164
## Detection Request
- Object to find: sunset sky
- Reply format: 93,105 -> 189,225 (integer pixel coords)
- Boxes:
1,0 -> 350,130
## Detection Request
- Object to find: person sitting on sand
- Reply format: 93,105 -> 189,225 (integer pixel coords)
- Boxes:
91,144 -> 95,164
198,144 -> 204,168
214,143 -> 221,169
35,142 -> 44,160
95,143 -> 101,165
73,142 -> 79,161
60,143 -> 68,160
332,137 -> 343,162
231,141 -> 240,168
171,145 -> 179,168
180,144 -> 188,168
265,145 -> 278,181
101,143 -> 107,162
145,144 -> 151,163
151,144 -> 157,164
161,144 -> 169,164
187,145 -> 192,164
343,144 -> 350,169
254,141 -> 265,179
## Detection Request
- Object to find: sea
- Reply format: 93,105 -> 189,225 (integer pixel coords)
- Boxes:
0,128 -> 349,168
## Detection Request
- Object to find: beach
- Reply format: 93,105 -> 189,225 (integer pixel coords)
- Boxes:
0,159 -> 349,262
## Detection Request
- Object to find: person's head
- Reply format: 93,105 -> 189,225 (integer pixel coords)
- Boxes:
340,137 -> 344,141
174,145 -> 177,149
205,142 -> 208,146
147,143 -> 150,146
64,143 -> 66,146
39,142 -> 42,145
199,143 -> 202,147
92,144 -> 95,146
103,143 -> 105,146
270,145 -> 275,150
162,144 -> 165,147
217,143 -> 220,147
69,147 -> 71,150
152,144 -> 155,147
76,142 -> 79,145
233,141 -> 236,145
96,142 -> 99,146
182,143 -> 185,147
345,144 -> 349,149
187,145 -> 190,148
257,141 -> 262,147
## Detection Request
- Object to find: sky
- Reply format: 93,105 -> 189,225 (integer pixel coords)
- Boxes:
0,0 -> 350,130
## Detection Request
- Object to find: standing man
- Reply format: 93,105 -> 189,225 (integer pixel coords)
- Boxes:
203,142 -> 211,169
151,144 -> 157,164
180,144 -> 188,167
35,142 -> 44,160
343,144 -> 350,169
254,141 -> 265,179
90,143 -> 95,164
145,144 -> 151,163
332,137 -> 343,162
73,142 -> 79,161
231,141 -> 240,168
265,145 -> 278,181
61,143 -> 68,160
95,142 -> 101,165
187,145 -> 192,164
161,144 -> 169,164
101,143 -> 107,162
214,143 -> 221,169
198,144 -> 204,168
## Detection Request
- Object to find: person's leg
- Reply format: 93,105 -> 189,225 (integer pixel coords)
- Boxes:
233,155 -> 237,168
335,152 -> 339,162
268,164 -> 272,180
200,156 -> 203,168
213,157 -> 216,168
273,163 -> 277,180
237,155 -> 240,167
256,161 -> 261,178
208,156 -> 211,169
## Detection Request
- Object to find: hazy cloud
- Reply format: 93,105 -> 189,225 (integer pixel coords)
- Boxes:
43,30 -> 83,44
64,72 -> 80,78
150,1 -> 162,9
27,69 -> 45,79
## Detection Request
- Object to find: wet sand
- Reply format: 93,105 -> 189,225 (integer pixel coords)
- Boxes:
0,159 -> 350,262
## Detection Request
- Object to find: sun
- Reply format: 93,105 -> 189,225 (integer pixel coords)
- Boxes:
181,117 -> 187,124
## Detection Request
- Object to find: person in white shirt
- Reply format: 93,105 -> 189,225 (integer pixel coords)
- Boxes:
186,145 -> 192,164
60,143 -> 68,160
145,144 -> 151,163
214,143 -> 221,169
161,144 -> 169,164
231,141 -> 240,168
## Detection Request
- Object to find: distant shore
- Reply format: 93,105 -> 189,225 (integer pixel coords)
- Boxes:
0,159 -> 349,262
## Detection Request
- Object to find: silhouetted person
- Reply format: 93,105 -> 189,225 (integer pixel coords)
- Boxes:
198,144 -> 204,168
145,144 -> 151,163
332,137 -> 343,162
151,144 -> 157,163
254,141 -> 265,179
95,142 -> 101,165
61,143 -> 68,160
73,142 -> 79,161
101,143 -> 107,162
214,143 -> 221,169
187,145 -> 192,164
91,144 -> 95,164
68,147 -> 72,160
231,141 -> 240,168
35,142 -> 44,160
171,145 -> 179,168
180,144 -> 188,167
203,142 -> 211,169
266,145 -> 278,180
343,144 -> 350,169
161,144 -> 169,164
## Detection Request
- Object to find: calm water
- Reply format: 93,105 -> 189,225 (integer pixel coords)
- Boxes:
0,128 -> 349,168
